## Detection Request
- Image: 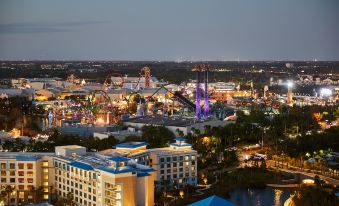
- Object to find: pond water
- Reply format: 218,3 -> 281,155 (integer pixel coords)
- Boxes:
229,187 -> 293,206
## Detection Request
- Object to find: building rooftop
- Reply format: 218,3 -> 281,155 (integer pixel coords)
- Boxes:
56,152 -> 155,175
124,115 -> 202,127
55,145 -> 85,149
114,142 -> 148,149
188,195 -> 237,206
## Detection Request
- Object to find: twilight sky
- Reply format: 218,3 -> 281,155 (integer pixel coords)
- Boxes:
0,0 -> 338,61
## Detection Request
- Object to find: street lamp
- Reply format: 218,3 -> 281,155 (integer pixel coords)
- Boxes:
179,190 -> 184,199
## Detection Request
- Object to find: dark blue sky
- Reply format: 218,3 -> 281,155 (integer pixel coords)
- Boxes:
0,0 -> 338,61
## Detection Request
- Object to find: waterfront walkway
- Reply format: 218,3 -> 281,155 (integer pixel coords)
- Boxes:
267,160 -> 339,186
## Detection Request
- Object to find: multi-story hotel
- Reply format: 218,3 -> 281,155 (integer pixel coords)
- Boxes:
0,145 -> 155,206
101,138 -> 198,190
0,153 -> 54,206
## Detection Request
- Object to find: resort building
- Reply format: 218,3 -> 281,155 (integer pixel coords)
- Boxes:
0,153 -> 54,206
101,138 -> 198,190
0,145 -> 155,206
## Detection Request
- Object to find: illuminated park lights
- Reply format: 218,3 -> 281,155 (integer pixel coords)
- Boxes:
286,81 -> 293,88
320,88 -> 332,97
95,117 -> 105,125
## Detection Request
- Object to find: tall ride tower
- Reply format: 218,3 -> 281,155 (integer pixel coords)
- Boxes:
193,64 -> 211,119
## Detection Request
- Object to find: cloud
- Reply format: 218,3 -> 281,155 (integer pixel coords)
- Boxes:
0,21 -> 108,34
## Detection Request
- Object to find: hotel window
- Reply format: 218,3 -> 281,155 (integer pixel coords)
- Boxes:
42,161 -> 48,167
179,162 -> 183,167
43,194 -> 49,199
19,191 -> 25,198
18,163 -> 24,169
18,185 -> 24,190
185,155 -> 189,161
1,178 -> 6,183
192,161 -> 195,165
27,171 -> 33,177
166,157 -> 171,162
173,163 -> 177,167
167,163 -> 171,168
173,156 -> 177,161
43,168 -> 48,173
10,178 -> 15,183
27,178 -> 33,183
9,163 -> 15,169
160,158 -> 164,163
191,155 -> 196,160
179,156 -> 183,161
0,163 -> 6,170
43,182 -> 49,186
18,171 -> 24,176
1,171 -> 6,176
185,162 -> 189,166
18,178 -> 24,183
160,164 -> 164,169
9,171 -> 15,176
27,163 -> 33,169
43,174 -> 48,180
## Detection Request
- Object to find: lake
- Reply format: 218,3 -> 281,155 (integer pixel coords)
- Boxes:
229,187 -> 294,206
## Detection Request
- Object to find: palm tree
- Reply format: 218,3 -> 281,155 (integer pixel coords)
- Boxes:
0,191 -> 7,205
5,185 -> 14,206
66,192 -> 74,206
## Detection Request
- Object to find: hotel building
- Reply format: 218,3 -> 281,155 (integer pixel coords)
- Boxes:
101,138 -> 198,190
0,153 -> 54,206
0,145 -> 155,206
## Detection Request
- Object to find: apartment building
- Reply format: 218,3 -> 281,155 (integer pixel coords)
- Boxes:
101,138 -> 198,189
0,145 -> 155,206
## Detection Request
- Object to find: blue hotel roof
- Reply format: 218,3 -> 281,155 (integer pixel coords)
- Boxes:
108,156 -> 130,162
68,161 -> 94,171
170,143 -> 192,147
113,142 -> 148,149
97,165 -> 140,174
175,137 -> 187,141
188,195 -> 237,206
137,172 -> 151,177
16,155 -> 41,161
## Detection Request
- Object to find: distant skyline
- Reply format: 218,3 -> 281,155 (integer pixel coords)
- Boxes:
0,0 -> 339,61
